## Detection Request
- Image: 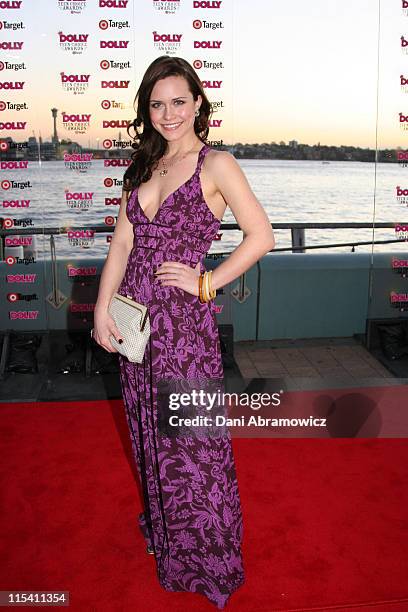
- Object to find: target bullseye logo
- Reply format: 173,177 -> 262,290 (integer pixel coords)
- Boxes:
101,99 -> 111,110
193,60 -> 203,70
193,19 -> 202,29
0,101 -> 6,112
104,177 -> 114,187
103,139 -> 112,149
0,62 -> 5,71
7,293 -> 19,303
0,22 -> 3,30
3,218 -> 14,229
99,19 -> 109,30
0,139 -> 9,151
104,216 -> 115,226
100,59 -> 110,70
6,256 -> 16,266
1,179 -> 11,189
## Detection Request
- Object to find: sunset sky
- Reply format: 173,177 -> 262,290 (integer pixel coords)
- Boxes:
2,0 -> 403,149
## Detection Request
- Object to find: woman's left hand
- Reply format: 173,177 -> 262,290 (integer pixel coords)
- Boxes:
155,261 -> 201,297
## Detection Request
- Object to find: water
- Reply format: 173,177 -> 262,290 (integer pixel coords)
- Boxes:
4,158 -> 405,260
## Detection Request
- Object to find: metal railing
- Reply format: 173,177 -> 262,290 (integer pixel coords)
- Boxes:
1,222 -> 406,305
1,221 -> 406,255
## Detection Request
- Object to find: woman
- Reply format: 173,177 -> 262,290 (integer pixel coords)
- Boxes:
93,55 -> 275,609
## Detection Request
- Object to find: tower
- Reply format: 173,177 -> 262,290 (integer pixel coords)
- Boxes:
51,108 -> 59,144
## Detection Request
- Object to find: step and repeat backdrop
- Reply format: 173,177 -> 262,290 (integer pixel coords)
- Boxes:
0,0 -> 233,329
0,0 -> 407,332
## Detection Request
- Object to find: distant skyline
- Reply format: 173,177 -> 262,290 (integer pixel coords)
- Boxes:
1,0 -> 404,149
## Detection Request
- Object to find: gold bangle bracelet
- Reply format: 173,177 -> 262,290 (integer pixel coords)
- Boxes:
204,271 -> 210,302
208,270 -> 216,299
199,273 -> 204,303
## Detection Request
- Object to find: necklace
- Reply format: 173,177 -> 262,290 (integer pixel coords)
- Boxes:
159,144 -> 198,177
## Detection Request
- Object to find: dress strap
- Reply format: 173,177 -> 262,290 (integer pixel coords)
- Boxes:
196,143 -> 210,174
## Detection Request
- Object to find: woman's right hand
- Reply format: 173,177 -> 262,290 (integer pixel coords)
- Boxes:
92,306 -> 123,353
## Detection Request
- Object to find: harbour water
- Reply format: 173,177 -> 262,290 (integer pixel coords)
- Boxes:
3,158 -> 406,260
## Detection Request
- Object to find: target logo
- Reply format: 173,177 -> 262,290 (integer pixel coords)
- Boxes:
193,20 -> 202,29
100,59 -> 110,70
7,293 -> 19,303
193,60 -> 203,70
0,22 -> 3,31
104,177 -> 114,187
104,215 -> 116,226
6,256 -> 16,266
0,139 -> 9,151
3,218 -> 14,229
0,61 -> 5,71
0,101 -> 6,112
101,99 -> 111,109
103,139 -> 112,149
1,179 -> 11,189
99,20 -> 109,30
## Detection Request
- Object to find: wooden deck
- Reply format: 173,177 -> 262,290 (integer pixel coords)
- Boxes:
233,337 -> 396,389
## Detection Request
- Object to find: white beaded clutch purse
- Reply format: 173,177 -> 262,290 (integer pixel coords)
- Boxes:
108,293 -> 150,363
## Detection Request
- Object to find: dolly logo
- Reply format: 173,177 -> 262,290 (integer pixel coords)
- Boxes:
0,1 -> 23,8
193,1 -> 222,7
62,112 -> 91,135
0,81 -> 25,90
395,224 -> 408,240
194,40 -> 222,49
58,31 -> 88,55
397,150 -> 408,168
153,31 -> 182,55
60,71 -> 90,95
67,265 -> 98,278
401,75 -> 408,93
104,158 -> 130,168
399,112 -> 408,131
6,272 -> 36,282
1,160 -> 28,170
9,310 -> 39,320
67,229 -> 95,248
153,0 -> 180,16
403,0 -> 408,16
2,199 -> 30,208
392,257 -> 408,277
402,35 -> 408,55
390,291 -> 408,311
396,185 -> 408,206
102,118 -> 130,128
5,236 -> 32,246
65,190 -> 94,211
64,153 -> 93,172
99,0 -> 128,6
58,0 -> 87,15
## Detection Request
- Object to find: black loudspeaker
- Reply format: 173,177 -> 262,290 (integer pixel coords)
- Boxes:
367,318 -> 408,360
6,333 -> 42,374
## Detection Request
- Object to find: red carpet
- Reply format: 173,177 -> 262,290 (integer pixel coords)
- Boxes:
1,388 -> 408,611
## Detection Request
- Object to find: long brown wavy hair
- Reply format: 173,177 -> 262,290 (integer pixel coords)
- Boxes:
123,56 -> 213,194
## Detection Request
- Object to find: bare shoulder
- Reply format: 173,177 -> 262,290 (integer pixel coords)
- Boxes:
205,149 -> 237,170
204,149 -> 243,187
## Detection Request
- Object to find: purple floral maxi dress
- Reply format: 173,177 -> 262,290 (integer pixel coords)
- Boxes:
117,143 -> 245,608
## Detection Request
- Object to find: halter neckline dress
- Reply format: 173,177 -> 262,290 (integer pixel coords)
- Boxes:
118,143 -> 245,609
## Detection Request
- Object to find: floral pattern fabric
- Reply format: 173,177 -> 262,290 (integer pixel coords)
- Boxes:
118,144 -> 245,609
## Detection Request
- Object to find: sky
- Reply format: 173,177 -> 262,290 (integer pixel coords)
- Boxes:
2,0 -> 403,149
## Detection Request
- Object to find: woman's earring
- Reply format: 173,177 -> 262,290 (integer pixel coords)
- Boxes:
195,109 -> 200,116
